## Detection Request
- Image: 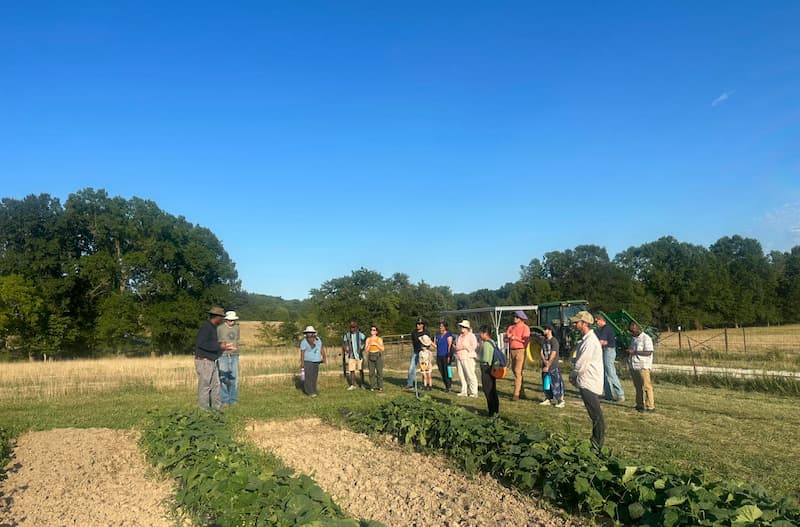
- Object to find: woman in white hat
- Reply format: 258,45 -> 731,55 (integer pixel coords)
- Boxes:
454,320 -> 479,397
299,326 -> 327,397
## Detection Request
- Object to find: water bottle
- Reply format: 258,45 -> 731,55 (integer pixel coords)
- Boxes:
300,368 -> 305,381
543,373 -> 552,391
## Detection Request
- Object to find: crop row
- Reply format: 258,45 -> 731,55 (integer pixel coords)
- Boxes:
140,409 -> 382,527
348,397 -> 799,526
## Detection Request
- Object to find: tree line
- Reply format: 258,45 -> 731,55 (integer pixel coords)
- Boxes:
0,189 -> 239,359
2,189 -> 798,357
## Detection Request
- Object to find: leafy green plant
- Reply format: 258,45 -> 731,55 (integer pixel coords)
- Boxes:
140,408 -> 382,527
350,397 -> 800,526
0,427 -> 13,481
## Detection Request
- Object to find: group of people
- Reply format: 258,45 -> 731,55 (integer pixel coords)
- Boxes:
193,306 -> 657,450
193,306 -> 241,411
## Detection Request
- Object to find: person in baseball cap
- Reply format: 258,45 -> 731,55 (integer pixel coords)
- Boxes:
195,306 -> 234,411
569,310 -> 605,450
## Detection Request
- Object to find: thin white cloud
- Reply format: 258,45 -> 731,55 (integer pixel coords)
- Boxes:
763,201 -> 800,247
711,90 -> 735,107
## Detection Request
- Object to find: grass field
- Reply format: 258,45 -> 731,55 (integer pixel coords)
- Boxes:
1,336 -> 799,504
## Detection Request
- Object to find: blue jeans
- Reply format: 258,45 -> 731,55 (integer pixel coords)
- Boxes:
218,354 -> 239,404
602,348 -> 625,400
406,352 -> 418,387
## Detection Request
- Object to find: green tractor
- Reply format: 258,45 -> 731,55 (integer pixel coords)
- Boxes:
529,299 -> 589,359
594,309 -> 659,357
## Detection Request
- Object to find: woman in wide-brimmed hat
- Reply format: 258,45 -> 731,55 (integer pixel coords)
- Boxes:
453,320 -> 479,397
299,326 -> 327,397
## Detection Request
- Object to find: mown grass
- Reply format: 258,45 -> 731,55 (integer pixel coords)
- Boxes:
1,353 -> 799,504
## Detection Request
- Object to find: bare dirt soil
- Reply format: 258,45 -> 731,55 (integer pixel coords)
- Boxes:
0,428 -> 176,527
246,418 -> 586,527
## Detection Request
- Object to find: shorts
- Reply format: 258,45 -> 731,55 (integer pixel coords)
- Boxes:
348,358 -> 363,372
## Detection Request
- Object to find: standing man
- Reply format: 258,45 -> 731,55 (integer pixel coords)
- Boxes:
405,317 -> 429,390
569,311 -> 605,450
217,310 -> 241,406
627,322 -> 656,413
342,320 -> 366,390
595,314 -> 625,403
505,310 -> 530,401
195,306 -> 233,411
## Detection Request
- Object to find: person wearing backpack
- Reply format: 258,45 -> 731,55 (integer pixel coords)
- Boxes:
478,326 -> 500,416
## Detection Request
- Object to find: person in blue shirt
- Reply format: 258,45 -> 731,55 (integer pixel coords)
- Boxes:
299,326 -> 327,397
595,314 -> 625,402
435,322 -> 454,392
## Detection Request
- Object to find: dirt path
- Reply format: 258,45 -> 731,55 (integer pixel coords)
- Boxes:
246,418 -> 585,527
0,428 -> 176,527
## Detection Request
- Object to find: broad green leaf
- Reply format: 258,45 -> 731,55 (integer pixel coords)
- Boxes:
628,502 -> 646,519
622,466 -> 638,483
733,504 -> 762,522
665,495 -> 687,507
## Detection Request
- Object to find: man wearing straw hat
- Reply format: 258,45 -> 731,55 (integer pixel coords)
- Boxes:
195,306 -> 234,411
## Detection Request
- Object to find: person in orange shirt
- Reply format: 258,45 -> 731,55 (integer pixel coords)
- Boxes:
364,325 -> 385,391
505,310 -> 531,401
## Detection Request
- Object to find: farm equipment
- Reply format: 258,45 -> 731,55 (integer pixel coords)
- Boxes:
595,309 -> 659,356
441,300 -> 657,360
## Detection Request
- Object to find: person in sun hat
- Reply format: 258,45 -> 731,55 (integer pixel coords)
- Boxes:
453,320 -> 479,397
299,325 -> 326,397
217,310 -> 240,405
569,311 -> 605,450
405,317 -> 430,390
417,334 -> 434,391
505,310 -> 531,401
195,306 -> 234,411
530,323 -> 566,408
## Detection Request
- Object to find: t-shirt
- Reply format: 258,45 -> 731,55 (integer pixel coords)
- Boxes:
531,333 -> 560,370
435,331 -> 453,357
629,332 -> 654,370
595,325 -> 616,349
480,340 -> 495,365
300,337 -> 323,362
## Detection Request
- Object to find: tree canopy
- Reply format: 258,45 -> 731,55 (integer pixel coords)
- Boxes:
0,189 -> 239,358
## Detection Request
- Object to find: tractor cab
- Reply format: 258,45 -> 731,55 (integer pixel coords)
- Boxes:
532,299 -> 589,359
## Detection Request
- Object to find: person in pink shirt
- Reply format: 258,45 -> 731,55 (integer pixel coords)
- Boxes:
505,310 -> 530,401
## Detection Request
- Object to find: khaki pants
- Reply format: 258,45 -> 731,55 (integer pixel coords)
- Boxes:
510,348 -> 526,397
630,368 -> 655,410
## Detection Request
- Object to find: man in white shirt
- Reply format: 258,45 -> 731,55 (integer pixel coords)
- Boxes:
627,322 -> 655,413
569,311 -> 605,450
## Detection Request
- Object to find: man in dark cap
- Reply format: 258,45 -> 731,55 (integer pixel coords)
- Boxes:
195,306 -> 234,411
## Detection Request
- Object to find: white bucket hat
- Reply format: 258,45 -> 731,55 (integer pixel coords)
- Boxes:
224,310 -> 239,321
419,334 -> 433,347
303,325 -> 317,334
458,320 -> 471,330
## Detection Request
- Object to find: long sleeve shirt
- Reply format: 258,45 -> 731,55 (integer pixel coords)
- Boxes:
195,320 -> 223,361
573,330 -> 604,395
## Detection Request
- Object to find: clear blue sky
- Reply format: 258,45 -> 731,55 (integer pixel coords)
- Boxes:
2,1 -> 799,299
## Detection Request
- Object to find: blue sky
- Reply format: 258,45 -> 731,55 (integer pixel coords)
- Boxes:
2,1 -> 799,299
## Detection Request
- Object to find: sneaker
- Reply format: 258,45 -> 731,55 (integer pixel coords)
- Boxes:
616,397 -> 625,403
646,408 -> 656,413
555,400 -> 566,408
539,399 -> 551,406
457,392 -> 467,397
310,394 -> 318,398
468,394 -> 478,398
347,385 -> 357,391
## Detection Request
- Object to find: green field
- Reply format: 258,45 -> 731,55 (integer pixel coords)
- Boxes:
1,351 -> 798,504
